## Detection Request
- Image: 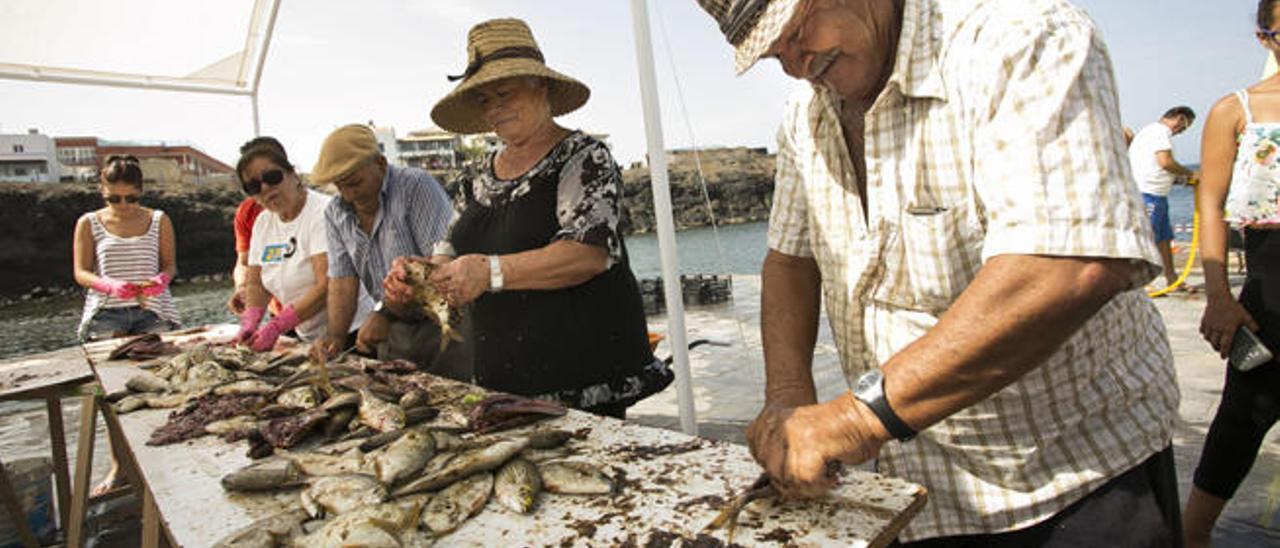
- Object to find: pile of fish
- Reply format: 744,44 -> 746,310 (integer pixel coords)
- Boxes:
107,342 -> 620,547
217,424 -> 619,546
106,345 -> 474,449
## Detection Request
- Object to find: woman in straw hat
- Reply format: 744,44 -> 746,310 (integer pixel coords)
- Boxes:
405,18 -> 671,418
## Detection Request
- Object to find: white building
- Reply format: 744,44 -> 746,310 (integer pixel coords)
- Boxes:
398,128 -> 464,171
370,124 -> 401,167
0,130 -> 62,183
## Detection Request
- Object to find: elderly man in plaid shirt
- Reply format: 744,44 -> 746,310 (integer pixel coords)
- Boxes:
697,0 -> 1181,546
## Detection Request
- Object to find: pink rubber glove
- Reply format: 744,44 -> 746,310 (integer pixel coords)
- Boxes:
91,277 -> 139,299
142,272 -> 172,297
234,306 -> 266,345
250,304 -> 300,352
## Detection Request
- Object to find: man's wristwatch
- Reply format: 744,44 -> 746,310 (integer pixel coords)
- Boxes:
488,255 -> 503,292
851,369 -> 916,441
372,300 -> 388,318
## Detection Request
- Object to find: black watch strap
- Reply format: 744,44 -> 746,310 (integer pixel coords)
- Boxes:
852,369 -> 917,441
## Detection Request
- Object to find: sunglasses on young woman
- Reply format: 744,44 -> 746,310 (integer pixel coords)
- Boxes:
241,168 -> 285,195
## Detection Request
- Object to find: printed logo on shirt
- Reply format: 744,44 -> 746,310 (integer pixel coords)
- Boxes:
261,237 -> 298,264
261,244 -> 287,264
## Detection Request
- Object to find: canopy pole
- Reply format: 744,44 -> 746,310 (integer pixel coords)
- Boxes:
629,0 -> 697,436
251,93 -> 261,137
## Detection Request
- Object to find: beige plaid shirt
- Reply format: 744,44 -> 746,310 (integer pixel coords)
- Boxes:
768,0 -> 1179,540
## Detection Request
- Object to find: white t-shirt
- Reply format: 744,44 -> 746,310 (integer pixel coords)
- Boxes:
249,189 -> 373,341
1128,122 -> 1176,196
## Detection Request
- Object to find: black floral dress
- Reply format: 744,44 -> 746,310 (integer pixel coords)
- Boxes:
445,131 -> 671,411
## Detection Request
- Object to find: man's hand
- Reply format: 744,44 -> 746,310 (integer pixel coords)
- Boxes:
309,335 -> 343,364
746,393 -> 890,498
1200,294 -> 1259,358
355,311 -> 390,354
428,254 -> 490,306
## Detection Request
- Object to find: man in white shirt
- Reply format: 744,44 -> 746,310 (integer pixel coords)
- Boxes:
1129,106 -> 1197,289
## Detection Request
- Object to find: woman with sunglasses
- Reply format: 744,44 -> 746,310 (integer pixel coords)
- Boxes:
72,155 -> 180,342
233,141 -> 374,351
1185,1 -> 1280,546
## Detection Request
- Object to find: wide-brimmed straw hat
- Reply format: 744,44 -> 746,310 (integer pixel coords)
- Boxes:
696,0 -> 803,74
430,18 -> 590,135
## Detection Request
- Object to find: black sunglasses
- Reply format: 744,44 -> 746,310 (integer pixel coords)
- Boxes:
1260,27 -> 1280,44
104,194 -> 141,204
242,168 -> 285,195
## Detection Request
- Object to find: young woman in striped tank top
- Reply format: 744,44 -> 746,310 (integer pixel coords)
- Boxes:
72,155 -> 180,341
1185,1 -> 1280,545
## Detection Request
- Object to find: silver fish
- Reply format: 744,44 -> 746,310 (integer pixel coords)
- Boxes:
300,474 -> 387,518
372,429 -> 435,485
404,261 -> 464,352
213,379 -> 276,396
494,458 -> 542,514
114,394 -> 147,414
293,502 -> 422,548
204,415 -> 258,438
221,460 -> 306,493
420,472 -> 493,535
359,388 -> 406,432
125,371 -> 170,393
213,508 -> 306,548
279,447 -> 369,477
539,461 -> 617,495
278,386 -> 320,409
392,438 -> 528,497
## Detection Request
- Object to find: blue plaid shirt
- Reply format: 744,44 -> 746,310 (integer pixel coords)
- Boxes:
325,165 -> 452,301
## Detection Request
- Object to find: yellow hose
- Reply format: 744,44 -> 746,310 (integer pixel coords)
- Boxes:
1148,178 -> 1200,298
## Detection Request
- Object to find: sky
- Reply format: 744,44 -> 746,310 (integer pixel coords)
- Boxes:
0,0 -> 1270,169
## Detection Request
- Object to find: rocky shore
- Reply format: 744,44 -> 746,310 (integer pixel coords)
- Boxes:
0,148 -> 774,301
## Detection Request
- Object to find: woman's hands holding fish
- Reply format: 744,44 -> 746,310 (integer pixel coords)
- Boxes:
429,254 -> 491,306
383,256 -> 428,309
746,392 -> 890,498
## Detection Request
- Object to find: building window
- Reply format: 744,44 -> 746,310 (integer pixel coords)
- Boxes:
12,145 -> 24,153
15,168 -> 26,176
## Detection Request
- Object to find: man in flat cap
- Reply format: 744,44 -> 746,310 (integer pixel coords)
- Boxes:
697,0 -> 1181,545
311,124 -> 470,379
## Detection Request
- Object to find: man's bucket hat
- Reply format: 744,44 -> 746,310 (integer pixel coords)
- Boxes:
696,0 -> 804,74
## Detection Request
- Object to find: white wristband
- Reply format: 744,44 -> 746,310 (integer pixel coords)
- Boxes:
488,255 -> 504,292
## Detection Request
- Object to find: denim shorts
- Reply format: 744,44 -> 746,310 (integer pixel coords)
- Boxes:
84,306 -> 175,341
1142,193 -> 1174,244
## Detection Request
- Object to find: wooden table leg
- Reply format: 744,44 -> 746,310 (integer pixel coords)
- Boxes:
45,396 -> 72,530
64,394 -> 98,548
0,458 -> 41,548
141,487 -> 160,548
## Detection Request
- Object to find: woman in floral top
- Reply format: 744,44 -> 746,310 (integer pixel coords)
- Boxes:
390,18 -> 670,418
1185,1 -> 1280,545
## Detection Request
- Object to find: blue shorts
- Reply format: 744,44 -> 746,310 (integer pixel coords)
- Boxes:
84,306 -> 175,341
1143,193 -> 1174,244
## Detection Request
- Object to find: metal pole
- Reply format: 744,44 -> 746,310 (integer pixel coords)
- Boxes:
629,0 -> 697,436
251,93 -> 261,137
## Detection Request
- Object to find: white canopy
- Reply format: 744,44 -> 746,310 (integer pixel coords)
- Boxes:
0,0 -> 280,131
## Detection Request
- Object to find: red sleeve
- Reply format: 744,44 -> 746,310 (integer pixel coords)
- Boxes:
233,198 -> 264,253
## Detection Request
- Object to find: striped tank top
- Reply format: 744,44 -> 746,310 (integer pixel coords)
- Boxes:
77,209 -> 181,338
